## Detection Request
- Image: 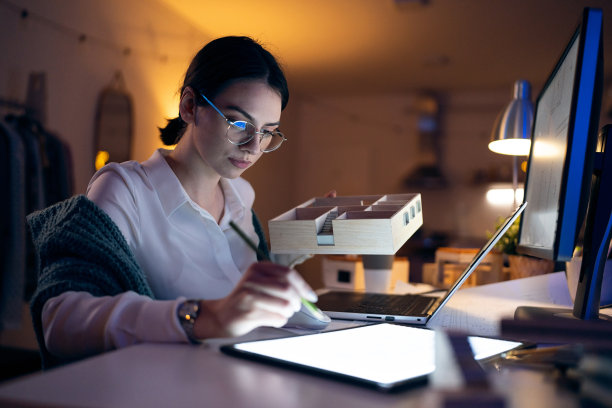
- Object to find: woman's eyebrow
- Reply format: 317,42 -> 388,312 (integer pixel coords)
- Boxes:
226,104 -> 280,127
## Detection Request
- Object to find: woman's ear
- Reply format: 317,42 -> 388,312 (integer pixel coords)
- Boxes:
179,87 -> 197,124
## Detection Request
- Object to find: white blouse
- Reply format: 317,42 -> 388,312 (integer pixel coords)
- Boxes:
42,149 -> 260,358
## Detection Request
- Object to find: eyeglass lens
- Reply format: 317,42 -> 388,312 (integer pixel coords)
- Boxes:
226,121 -> 284,152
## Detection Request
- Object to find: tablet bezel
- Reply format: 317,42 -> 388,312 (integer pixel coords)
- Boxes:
220,323 -> 523,392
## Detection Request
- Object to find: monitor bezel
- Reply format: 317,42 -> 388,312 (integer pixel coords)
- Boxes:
517,7 -> 602,261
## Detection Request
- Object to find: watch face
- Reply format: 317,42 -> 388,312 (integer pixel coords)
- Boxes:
179,301 -> 199,322
178,301 -> 200,343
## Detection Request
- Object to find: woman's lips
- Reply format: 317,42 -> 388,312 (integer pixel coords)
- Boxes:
228,157 -> 251,169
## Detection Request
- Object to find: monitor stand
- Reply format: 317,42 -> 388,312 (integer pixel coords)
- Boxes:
514,305 -> 612,322
503,306 -> 612,347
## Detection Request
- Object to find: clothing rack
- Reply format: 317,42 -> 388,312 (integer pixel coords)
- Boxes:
1,72 -> 47,124
0,97 -> 39,125
0,97 -> 30,111
1,91 -> 72,329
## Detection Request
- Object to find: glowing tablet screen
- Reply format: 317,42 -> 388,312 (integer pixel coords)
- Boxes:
227,324 -> 521,389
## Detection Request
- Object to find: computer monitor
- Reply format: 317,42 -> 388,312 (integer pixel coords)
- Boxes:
516,7 -> 612,321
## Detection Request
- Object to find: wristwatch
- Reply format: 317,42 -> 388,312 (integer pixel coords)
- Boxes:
177,300 -> 200,343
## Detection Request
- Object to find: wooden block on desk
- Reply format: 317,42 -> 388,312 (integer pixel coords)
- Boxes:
433,247 -> 504,288
322,255 -> 409,290
269,193 -> 423,254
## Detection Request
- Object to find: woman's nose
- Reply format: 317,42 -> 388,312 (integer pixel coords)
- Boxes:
240,133 -> 262,154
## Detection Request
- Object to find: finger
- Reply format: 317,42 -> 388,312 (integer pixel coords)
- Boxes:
243,268 -> 292,288
242,264 -> 296,294
247,261 -> 292,278
324,189 -> 337,198
245,262 -> 308,295
288,254 -> 313,269
223,308 -> 290,337
243,262 -> 316,303
234,309 -> 289,331
254,295 -> 297,318
286,269 -> 318,302
239,288 -> 298,317
241,281 -> 301,311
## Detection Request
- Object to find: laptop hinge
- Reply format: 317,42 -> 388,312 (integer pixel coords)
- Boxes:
426,297 -> 443,315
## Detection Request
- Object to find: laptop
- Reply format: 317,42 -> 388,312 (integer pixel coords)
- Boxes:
220,204 -> 527,391
315,202 -> 527,325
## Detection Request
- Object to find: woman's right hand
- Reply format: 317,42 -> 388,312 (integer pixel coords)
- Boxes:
192,261 -> 317,339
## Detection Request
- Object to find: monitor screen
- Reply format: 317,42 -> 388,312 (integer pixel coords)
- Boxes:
515,7 -> 609,321
517,7 -> 602,262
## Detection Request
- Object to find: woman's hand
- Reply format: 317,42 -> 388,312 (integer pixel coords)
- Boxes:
192,262 -> 317,339
325,189 -> 337,198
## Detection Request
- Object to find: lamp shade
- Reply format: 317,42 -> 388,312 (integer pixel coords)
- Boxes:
489,80 -> 533,156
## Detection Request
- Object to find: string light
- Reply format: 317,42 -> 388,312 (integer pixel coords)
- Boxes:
3,0 -> 413,137
0,0 -> 193,64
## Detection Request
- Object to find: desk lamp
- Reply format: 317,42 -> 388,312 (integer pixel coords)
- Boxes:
489,80 -> 534,207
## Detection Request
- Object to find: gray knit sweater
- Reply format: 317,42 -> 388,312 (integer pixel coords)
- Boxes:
27,194 -> 269,369
28,195 -> 153,368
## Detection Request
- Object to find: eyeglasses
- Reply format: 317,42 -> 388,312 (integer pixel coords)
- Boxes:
198,92 -> 286,153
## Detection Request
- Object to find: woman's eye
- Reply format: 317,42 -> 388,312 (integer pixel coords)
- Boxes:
229,121 -> 248,130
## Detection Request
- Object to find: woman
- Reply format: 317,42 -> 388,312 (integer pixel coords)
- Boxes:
28,36 -> 319,368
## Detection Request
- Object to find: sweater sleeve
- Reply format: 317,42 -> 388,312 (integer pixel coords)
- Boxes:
42,291 -> 189,360
27,195 -> 155,368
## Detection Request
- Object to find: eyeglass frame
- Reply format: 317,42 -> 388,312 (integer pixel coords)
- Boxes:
197,91 -> 287,153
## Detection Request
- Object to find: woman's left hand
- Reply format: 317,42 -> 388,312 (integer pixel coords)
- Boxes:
324,189 -> 337,198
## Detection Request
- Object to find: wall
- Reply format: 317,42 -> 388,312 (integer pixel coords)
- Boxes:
1,0 -> 532,341
0,0 -> 209,351
0,0 -> 206,194
287,90 -> 518,287
0,0 -> 304,237
292,90 -> 517,238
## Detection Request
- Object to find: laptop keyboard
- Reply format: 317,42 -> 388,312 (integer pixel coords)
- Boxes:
353,294 -> 436,315
318,292 -> 437,316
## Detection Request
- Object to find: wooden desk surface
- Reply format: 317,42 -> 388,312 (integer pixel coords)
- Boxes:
0,273 -> 590,408
0,340 -> 580,408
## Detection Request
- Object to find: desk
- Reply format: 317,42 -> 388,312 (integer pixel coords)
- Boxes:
427,270 -> 575,337
0,273 -> 597,408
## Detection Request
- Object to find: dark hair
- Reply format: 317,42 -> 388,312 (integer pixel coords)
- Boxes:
159,36 -> 289,145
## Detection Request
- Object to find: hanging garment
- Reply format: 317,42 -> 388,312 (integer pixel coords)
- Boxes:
0,120 -> 26,330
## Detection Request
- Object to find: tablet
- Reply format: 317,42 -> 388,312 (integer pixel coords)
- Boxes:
220,323 -> 522,391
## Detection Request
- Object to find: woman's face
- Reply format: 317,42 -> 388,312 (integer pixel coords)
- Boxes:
191,80 -> 283,180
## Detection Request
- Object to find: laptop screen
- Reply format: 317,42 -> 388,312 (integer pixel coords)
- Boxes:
429,202 -> 527,319
314,203 -> 527,324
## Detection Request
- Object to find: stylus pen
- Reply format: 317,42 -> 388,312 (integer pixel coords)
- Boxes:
228,221 -> 320,314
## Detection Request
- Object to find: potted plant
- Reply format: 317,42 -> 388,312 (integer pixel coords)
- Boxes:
489,216 -> 555,279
